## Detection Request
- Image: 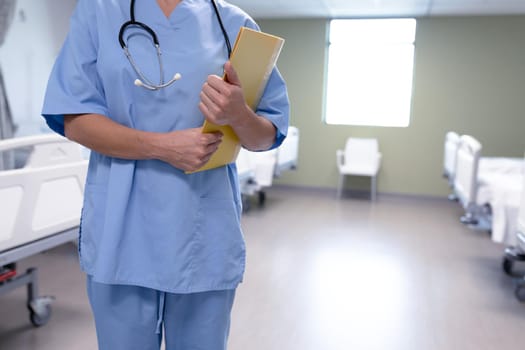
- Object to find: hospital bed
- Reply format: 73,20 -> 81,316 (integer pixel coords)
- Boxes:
236,147 -> 277,208
0,134 -> 87,326
453,134 -> 524,245
502,171 -> 525,302
443,131 -> 460,200
235,126 -> 300,208
274,126 -> 299,176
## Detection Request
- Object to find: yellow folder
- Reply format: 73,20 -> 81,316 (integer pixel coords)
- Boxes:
188,27 -> 285,173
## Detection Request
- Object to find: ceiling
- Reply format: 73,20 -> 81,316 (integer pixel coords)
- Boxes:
227,0 -> 525,19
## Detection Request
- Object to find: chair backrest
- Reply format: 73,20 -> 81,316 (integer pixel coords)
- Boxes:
344,137 -> 379,167
444,131 -> 460,179
454,135 -> 481,209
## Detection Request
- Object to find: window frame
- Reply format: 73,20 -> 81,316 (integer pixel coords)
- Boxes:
324,18 -> 417,128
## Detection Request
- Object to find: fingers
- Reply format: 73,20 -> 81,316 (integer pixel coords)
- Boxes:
200,67 -> 244,125
223,61 -> 241,86
185,137 -> 222,172
200,131 -> 223,147
204,75 -> 227,95
199,89 -> 221,116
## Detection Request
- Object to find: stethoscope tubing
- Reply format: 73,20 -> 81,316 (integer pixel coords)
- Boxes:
119,0 -> 232,90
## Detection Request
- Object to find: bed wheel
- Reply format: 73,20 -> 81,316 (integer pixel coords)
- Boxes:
241,194 -> 251,213
502,257 -> 514,276
28,296 -> 54,327
515,283 -> 525,303
258,191 -> 266,206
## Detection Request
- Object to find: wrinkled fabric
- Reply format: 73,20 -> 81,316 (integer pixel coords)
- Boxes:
42,0 -> 289,293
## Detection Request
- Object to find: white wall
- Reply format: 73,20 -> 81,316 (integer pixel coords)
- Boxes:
0,0 -> 76,136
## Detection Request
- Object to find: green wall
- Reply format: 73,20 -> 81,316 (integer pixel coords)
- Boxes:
258,16 -> 525,197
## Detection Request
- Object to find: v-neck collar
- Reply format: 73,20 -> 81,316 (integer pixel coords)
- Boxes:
155,0 -> 181,20
150,0 -> 193,27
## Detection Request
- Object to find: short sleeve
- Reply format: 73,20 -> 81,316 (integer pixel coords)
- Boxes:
239,19 -> 290,149
41,0 -> 108,136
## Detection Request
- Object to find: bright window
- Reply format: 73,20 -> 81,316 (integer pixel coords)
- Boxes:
325,19 -> 416,127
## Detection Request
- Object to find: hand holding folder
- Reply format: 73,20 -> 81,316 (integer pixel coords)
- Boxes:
188,27 -> 285,174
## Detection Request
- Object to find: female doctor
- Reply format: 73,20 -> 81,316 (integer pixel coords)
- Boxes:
41,0 -> 289,349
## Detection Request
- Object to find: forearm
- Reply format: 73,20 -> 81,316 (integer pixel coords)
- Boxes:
230,107 -> 276,151
64,113 -> 163,160
64,113 -> 223,172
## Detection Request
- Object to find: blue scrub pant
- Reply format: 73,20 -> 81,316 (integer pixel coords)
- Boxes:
86,276 -> 236,350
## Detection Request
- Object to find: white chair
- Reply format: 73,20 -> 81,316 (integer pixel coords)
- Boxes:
336,137 -> 381,200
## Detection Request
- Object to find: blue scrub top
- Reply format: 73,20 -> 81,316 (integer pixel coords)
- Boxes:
41,0 -> 289,293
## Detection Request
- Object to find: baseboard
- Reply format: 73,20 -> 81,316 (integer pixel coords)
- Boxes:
269,183 -> 448,202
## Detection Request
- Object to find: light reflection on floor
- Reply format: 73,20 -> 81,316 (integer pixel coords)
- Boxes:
308,248 -> 412,349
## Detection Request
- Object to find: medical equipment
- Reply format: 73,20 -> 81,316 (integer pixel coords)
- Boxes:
119,0 -> 232,90
0,134 -> 87,326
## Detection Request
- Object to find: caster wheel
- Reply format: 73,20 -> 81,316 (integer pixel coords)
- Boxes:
29,304 -> 52,327
502,257 -> 513,276
258,191 -> 266,206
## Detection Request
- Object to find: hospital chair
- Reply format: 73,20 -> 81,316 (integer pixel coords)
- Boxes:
336,137 -> 381,200
502,171 -> 525,302
443,131 -> 460,201
0,134 -> 88,326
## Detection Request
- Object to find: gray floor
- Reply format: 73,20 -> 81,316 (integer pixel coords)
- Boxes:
1,187 -> 524,349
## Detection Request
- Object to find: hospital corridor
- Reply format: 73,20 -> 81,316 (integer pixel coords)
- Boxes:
1,188 -> 524,349
1,0 -> 525,349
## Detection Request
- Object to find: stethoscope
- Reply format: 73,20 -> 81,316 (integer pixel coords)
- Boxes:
118,0 -> 232,91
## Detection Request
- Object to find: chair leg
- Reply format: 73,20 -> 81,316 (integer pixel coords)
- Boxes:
371,176 -> 377,201
337,174 -> 344,198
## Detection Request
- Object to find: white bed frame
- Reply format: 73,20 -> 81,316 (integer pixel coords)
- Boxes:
0,134 -> 88,326
454,135 -> 524,242
235,126 -> 300,209
453,135 -> 482,224
275,126 -> 299,176
502,171 -> 525,301
443,131 -> 460,182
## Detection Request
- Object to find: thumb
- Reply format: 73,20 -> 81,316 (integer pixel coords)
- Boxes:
224,61 -> 241,86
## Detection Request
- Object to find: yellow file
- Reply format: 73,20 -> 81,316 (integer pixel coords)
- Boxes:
189,27 -> 285,173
